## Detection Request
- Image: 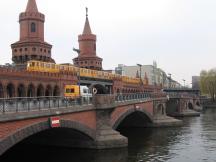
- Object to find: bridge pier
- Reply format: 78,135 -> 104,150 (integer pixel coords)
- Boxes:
166,98 -> 200,117
92,95 -> 128,149
151,98 -> 183,127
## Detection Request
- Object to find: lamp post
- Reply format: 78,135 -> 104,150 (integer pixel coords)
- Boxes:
73,47 -> 81,97
137,64 -> 142,84
183,79 -> 185,88
168,73 -> 172,88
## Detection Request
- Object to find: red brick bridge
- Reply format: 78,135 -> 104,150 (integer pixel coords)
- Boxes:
0,93 -> 181,156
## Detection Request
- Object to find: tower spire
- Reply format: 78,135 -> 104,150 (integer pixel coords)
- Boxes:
26,0 -> 38,12
86,7 -> 88,17
82,7 -> 92,34
73,7 -> 103,70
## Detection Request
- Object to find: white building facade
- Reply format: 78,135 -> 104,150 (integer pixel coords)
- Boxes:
115,62 -> 181,88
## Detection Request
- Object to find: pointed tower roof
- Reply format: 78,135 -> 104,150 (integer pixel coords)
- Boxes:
26,0 -> 38,12
82,7 -> 92,34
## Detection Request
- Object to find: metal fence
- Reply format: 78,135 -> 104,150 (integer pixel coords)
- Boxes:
0,92 -> 167,114
0,96 -> 92,114
115,93 -> 151,102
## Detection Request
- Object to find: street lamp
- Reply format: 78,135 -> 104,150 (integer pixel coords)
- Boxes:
182,79 -> 185,88
137,64 -> 142,84
73,47 -> 81,96
168,73 -> 172,88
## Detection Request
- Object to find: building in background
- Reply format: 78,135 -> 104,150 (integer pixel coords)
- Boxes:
192,76 -> 200,90
115,62 -> 181,88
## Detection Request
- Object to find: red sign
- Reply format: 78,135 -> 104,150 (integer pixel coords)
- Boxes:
50,117 -> 60,128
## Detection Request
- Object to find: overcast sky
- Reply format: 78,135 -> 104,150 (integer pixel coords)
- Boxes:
0,0 -> 216,86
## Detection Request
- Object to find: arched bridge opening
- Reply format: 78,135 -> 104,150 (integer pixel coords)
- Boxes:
113,109 -> 153,131
0,120 -> 96,157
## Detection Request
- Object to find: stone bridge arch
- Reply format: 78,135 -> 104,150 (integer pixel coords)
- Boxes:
112,108 -> 153,130
0,120 -> 96,156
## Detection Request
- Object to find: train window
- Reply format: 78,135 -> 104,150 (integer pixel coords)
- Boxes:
66,88 -> 74,93
83,89 -> 87,94
51,64 -> 55,69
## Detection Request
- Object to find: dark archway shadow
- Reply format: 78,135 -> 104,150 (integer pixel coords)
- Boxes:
0,120 -> 96,157
90,84 -> 108,94
188,102 -> 193,110
114,110 -> 153,130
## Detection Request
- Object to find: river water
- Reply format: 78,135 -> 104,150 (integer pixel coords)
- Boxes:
1,108 -> 216,162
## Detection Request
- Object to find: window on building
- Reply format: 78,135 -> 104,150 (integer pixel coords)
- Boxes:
94,43 -> 96,51
31,22 -> 36,32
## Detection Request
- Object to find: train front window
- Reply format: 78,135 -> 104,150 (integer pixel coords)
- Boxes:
66,88 -> 74,93
83,89 -> 87,94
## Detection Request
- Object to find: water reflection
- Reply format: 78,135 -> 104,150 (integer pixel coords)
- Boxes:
0,145 -> 128,162
1,108 -> 216,162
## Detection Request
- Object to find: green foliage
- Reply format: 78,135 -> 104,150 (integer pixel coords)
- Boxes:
200,69 -> 216,101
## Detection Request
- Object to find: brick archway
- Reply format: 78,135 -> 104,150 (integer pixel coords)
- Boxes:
0,120 -> 96,156
0,83 -> 3,98
17,84 -> 26,97
6,83 -> 15,98
53,85 -> 60,96
27,84 -> 35,97
112,108 -> 153,129
45,85 -> 52,96
37,84 -> 44,97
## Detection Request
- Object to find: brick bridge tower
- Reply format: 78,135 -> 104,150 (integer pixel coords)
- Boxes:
73,8 -> 103,70
11,0 -> 54,66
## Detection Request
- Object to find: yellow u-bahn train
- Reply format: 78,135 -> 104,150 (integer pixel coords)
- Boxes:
27,60 -> 141,84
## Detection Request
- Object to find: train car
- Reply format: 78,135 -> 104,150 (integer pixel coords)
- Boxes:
27,60 -> 59,73
64,85 -> 92,99
27,60 -> 146,87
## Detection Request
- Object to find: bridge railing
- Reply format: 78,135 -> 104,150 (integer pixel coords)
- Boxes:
0,96 -> 92,114
166,92 -> 197,98
115,92 -> 167,102
0,92 -> 167,114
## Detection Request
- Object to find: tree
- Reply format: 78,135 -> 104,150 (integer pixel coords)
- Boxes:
200,69 -> 216,102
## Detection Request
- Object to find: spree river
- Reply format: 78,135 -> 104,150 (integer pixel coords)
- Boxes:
1,108 -> 216,162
